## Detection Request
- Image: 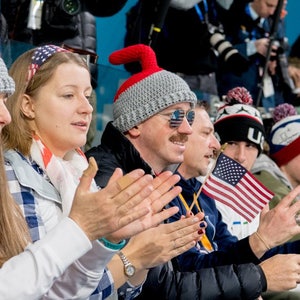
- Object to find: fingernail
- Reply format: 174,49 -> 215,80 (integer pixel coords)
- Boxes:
198,229 -> 203,235
199,222 -> 206,228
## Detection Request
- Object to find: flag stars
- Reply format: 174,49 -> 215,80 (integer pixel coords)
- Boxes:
213,155 -> 247,186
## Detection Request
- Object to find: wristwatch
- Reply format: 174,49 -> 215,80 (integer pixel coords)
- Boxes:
117,251 -> 136,277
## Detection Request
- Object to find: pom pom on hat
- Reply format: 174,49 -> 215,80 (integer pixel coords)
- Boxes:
0,58 -> 15,96
109,44 -> 197,133
224,86 -> 253,105
269,103 -> 300,166
272,103 -> 297,123
214,87 -> 265,154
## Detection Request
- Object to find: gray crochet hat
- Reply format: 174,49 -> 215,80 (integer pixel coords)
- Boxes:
109,44 -> 197,133
0,58 -> 15,95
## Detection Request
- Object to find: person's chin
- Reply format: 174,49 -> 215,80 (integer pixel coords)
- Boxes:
170,153 -> 184,165
76,138 -> 87,149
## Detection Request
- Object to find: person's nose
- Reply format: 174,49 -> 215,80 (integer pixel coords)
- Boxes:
211,135 -> 221,151
78,95 -> 93,115
234,145 -> 246,164
0,101 -> 11,128
177,116 -> 193,135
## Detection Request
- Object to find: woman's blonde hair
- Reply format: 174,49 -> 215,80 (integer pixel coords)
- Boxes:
0,47 -> 89,266
2,48 -> 89,156
0,139 -> 31,266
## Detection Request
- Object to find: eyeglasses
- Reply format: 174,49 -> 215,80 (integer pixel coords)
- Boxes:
61,44 -> 98,64
159,109 -> 195,128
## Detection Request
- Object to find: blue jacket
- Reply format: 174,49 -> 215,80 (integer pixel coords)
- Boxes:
169,175 -> 300,272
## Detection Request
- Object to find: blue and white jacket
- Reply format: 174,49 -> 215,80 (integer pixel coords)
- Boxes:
4,149 -> 140,300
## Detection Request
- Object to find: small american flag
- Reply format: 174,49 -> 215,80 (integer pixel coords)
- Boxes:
202,153 -> 274,222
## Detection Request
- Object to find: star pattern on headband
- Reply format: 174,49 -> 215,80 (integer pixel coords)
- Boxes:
27,45 -> 67,82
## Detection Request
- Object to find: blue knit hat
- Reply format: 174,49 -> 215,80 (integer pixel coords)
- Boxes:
269,103 -> 300,166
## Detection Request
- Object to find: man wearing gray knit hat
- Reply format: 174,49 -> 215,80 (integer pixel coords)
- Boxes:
110,44 -> 197,133
86,44 -> 199,297
0,57 -> 15,96
0,57 -> 14,129
86,43 -> 197,185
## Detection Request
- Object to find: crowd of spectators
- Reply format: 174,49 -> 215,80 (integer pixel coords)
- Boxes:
124,0 -> 300,117
1,1 -> 300,300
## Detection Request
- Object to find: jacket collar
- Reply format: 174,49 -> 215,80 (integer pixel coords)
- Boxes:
5,149 -> 61,203
102,121 -> 153,174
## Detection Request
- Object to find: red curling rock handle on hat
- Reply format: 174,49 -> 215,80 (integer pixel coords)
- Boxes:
109,44 -> 163,102
109,44 -> 197,133
109,44 -> 160,71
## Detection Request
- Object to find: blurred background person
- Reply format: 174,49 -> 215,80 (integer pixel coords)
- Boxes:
216,0 -> 294,111
124,0 -> 249,118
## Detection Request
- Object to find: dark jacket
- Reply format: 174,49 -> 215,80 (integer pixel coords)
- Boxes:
169,175 -> 300,272
1,0 -> 128,87
170,176 -> 260,270
136,262 -> 265,300
124,0 -> 219,75
86,121 -> 152,188
216,0 -> 287,105
154,3 -> 219,75
86,121 -> 267,299
0,13 -> 8,43
2,0 -> 128,43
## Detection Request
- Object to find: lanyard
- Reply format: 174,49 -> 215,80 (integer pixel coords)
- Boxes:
194,0 -> 208,23
178,192 -> 214,252
194,0 -> 221,33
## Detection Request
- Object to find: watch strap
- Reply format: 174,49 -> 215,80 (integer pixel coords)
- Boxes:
118,251 -> 136,277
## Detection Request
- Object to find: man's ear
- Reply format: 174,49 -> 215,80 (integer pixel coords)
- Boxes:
21,94 -> 35,119
127,126 -> 141,138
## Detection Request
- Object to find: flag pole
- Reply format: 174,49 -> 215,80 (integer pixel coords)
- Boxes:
189,143 -> 228,211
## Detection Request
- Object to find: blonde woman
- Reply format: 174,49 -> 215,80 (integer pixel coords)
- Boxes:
1,46 -> 203,299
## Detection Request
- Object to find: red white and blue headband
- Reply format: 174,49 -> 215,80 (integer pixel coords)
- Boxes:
27,45 -> 68,82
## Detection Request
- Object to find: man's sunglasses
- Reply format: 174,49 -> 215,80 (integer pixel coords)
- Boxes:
160,109 -> 195,128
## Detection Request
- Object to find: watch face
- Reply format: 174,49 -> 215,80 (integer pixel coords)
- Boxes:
125,265 -> 136,277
